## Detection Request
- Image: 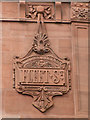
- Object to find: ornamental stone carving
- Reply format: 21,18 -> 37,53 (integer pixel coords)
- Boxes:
25,3 -> 55,20
71,2 -> 89,21
13,4 -> 71,113
20,2 -> 89,22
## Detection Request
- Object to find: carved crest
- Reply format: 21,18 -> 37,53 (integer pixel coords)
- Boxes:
13,5 -> 71,112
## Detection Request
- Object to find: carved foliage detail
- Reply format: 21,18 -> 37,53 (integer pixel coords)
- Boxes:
33,88 -> 53,112
33,33 -> 50,55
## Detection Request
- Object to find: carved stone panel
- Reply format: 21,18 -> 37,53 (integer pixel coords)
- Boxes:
71,2 -> 89,21
1,1 -> 89,118
13,53 -> 71,112
13,5 -> 71,112
25,2 -> 55,21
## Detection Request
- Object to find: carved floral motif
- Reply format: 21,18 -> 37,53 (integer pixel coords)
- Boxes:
33,33 -> 50,55
72,7 -> 88,20
71,3 -> 89,20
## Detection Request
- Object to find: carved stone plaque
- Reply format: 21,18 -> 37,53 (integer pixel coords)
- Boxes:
13,5 -> 71,113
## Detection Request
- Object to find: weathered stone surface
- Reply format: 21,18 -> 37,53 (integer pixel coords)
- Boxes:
1,1 -> 88,118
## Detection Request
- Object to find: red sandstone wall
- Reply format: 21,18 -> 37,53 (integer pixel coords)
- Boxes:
1,2 -> 88,118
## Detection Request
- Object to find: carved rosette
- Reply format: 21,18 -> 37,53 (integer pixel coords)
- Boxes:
71,2 -> 89,21
13,4 -> 71,113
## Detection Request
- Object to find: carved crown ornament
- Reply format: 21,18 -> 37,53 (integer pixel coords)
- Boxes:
13,5 -> 71,112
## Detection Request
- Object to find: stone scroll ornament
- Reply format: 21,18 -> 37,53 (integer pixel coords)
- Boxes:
13,5 -> 71,112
